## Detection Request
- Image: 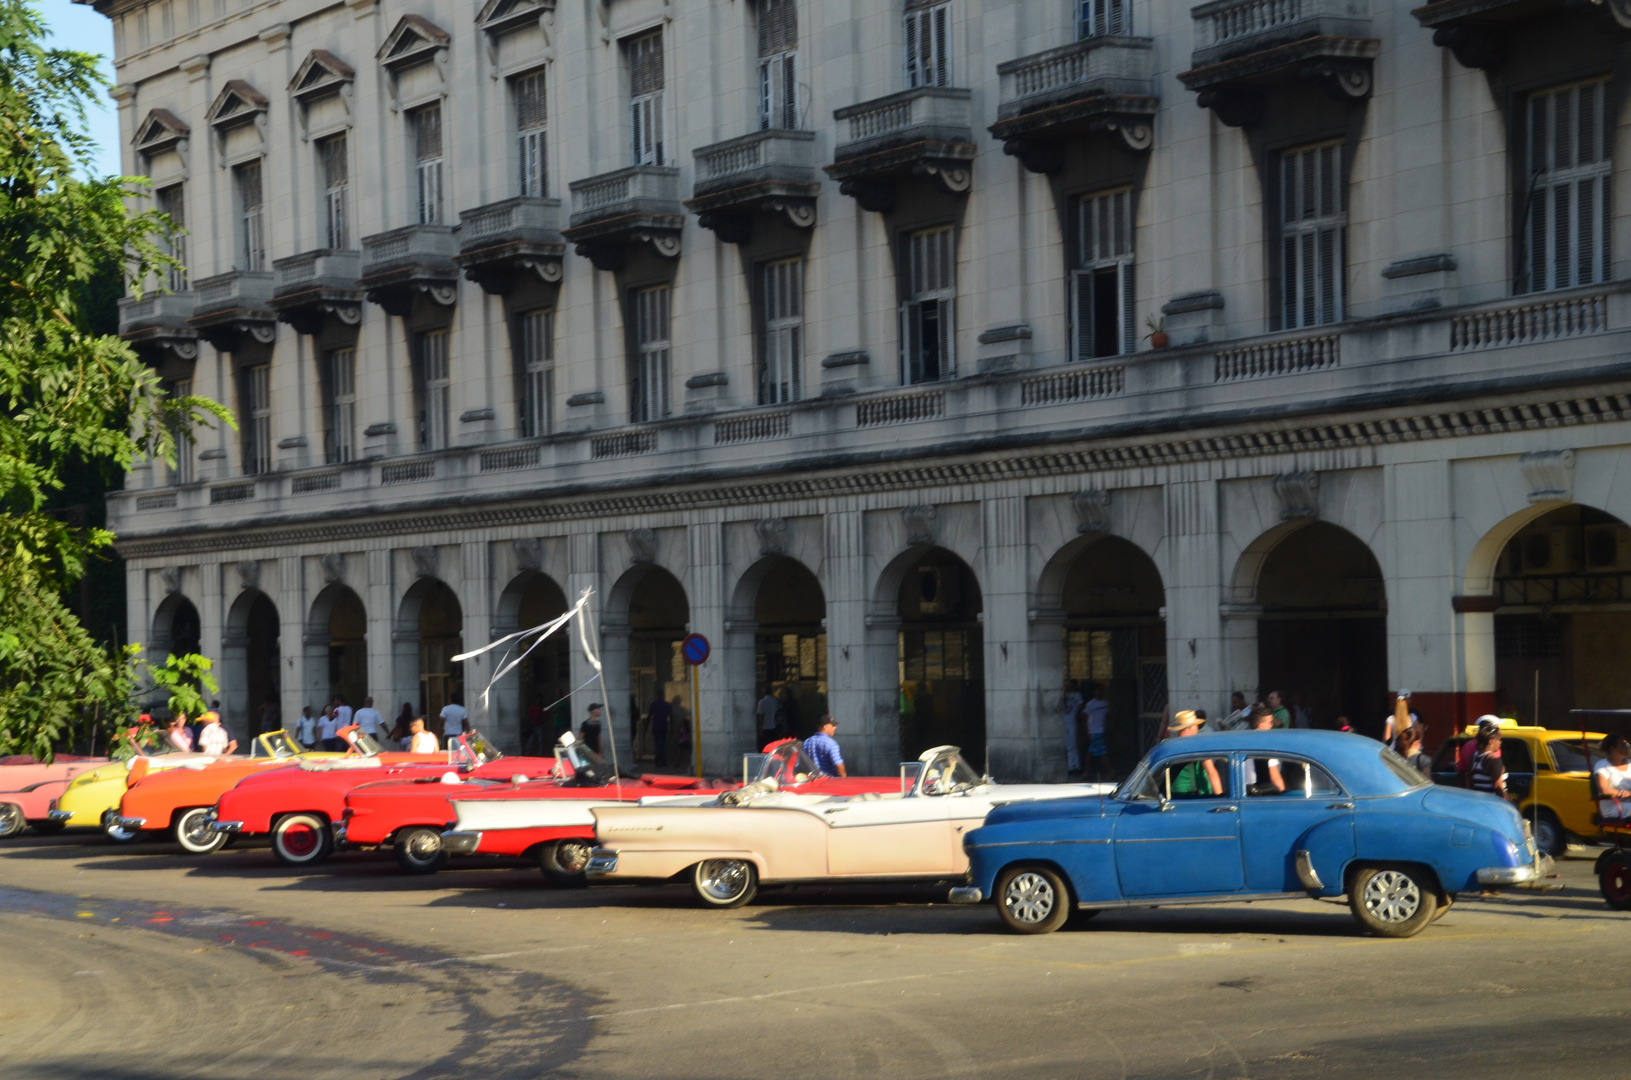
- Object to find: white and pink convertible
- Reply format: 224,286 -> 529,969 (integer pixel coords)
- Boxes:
586,745 -> 1112,907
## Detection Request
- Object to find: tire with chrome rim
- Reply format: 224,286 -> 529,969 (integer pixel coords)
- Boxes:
271,812 -> 334,867
0,802 -> 24,839
393,826 -> 449,874
1532,810 -> 1566,858
995,864 -> 1072,935
1348,865 -> 1437,938
1599,852 -> 1631,910
102,808 -> 140,844
173,807 -> 228,855
539,839 -> 591,888
691,859 -> 757,908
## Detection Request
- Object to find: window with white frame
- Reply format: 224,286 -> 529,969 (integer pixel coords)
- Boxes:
904,1 -> 950,89
156,183 -> 187,290
515,71 -> 548,197
326,348 -> 355,464
518,309 -> 553,438
1279,141 -> 1346,329
413,104 -> 444,225
760,258 -> 803,404
1524,78 -> 1612,294
417,330 -> 450,450
632,285 -> 671,423
169,378 -> 194,486
758,0 -> 798,130
900,225 -> 955,383
236,161 -> 266,271
245,364 -> 271,475
1080,0 -> 1125,37
321,134 -> 349,249
628,32 -> 665,166
1072,188 -> 1135,359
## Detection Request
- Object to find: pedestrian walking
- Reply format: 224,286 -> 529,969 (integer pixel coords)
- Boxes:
804,715 -> 847,777
581,702 -> 604,754
393,702 -> 415,748
295,706 -> 319,750
648,694 -> 672,766
1083,682 -> 1111,781
671,706 -> 692,771
757,688 -> 781,747
1383,689 -> 1417,745
1397,725 -> 1433,779
1458,716 -> 1501,780
1061,679 -> 1084,775
331,696 -> 353,731
353,697 -> 385,740
1593,734 -> 1631,822
319,706 -> 341,751
408,717 -> 438,754
1265,691 -> 1291,729
1467,729 -> 1508,799
198,709 -> 237,755
440,696 -> 467,739
1207,692 -> 1252,733
260,697 -> 281,735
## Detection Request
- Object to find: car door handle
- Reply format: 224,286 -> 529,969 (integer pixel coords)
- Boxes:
1327,802 -> 1354,810
823,807 -> 847,814
1210,805 -> 1238,813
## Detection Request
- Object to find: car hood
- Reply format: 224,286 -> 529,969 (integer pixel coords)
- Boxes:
1420,786 -> 1526,842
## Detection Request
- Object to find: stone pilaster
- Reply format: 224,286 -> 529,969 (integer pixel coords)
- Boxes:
981,495 -> 1032,779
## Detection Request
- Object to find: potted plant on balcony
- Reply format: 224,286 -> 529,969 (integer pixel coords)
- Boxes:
1144,314 -> 1168,349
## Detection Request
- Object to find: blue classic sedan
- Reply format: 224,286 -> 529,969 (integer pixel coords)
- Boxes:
954,730 -> 1553,937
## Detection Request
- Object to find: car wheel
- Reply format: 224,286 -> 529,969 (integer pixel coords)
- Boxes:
31,819 -> 66,836
692,859 -> 757,908
995,865 -> 1072,935
173,807 -> 228,855
1532,810 -> 1566,858
102,808 -> 140,844
393,827 -> 449,875
271,813 -> 334,867
1348,865 -> 1438,938
538,839 -> 591,888
1598,853 -> 1631,910
0,803 -> 24,839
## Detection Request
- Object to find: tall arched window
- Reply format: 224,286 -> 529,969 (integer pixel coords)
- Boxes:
758,0 -> 798,129
904,0 -> 950,88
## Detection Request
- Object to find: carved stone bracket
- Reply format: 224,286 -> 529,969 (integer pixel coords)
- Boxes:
902,505 -> 938,546
366,281 -> 457,317
1520,450 -> 1574,503
914,160 -> 972,194
513,537 -> 541,572
755,516 -> 788,556
411,545 -> 439,578
160,566 -> 182,594
1071,489 -> 1111,535
235,559 -> 260,591
837,177 -> 897,215
1195,87 -> 1264,129
320,552 -> 346,584
626,527 -> 657,564
1273,471 -> 1320,520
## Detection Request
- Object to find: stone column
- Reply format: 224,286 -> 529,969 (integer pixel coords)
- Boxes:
1028,608 -> 1067,781
688,522 -> 727,775
460,540 -> 500,744
981,496 -> 1035,779
276,555 -> 303,735
567,532 -> 613,755
1386,460 -> 1471,744
366,548 -> 399,725
824,510 -> 878,773
1164,480 -> 1228,726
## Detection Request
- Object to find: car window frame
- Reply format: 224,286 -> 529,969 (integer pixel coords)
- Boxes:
1236,753 -> 1347,799
1144,753 -> 1234,801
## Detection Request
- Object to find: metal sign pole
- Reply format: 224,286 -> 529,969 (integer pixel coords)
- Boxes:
691,662 -> 702,778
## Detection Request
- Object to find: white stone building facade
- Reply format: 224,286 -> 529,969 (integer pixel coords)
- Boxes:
94,0 -> 1631,776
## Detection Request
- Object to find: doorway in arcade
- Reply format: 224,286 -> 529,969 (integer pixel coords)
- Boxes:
417,582 -> 464,737
1493,505 -> 1631,724
897,548 -> 985,767
1256,522 -> 1387,737
754,558 -> 827,744
627,567 -> 689,767
326,588 -> 368,712
1061,536 -> 1167,772
514,576 -> 572,749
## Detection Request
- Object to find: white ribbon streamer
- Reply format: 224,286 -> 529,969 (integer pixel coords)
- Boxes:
453,589 -> 592,712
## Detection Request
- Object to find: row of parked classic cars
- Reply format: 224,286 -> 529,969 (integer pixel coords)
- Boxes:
0,720 -> 1589,938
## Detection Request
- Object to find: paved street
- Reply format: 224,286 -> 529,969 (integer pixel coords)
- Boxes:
1,831 -> 1626,1080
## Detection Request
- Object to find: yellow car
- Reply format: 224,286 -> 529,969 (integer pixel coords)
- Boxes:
49,731 -> 316,842
1430,719 -> 1605,856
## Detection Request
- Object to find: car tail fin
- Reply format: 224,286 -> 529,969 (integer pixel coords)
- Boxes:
127,758 -> 152,787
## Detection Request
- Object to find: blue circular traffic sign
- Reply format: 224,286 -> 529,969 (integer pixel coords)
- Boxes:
681,633 -> 710,666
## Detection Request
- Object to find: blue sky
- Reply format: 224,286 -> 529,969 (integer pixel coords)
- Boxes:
39,0 -> 122,175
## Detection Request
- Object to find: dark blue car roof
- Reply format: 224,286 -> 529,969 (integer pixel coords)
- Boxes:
1144,730 -> 1415,797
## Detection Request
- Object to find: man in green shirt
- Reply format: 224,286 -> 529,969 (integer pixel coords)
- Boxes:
1266,690 -> 1291,729
1167,710 -> 1224,796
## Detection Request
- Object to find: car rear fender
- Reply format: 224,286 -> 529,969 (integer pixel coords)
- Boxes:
1353,810 -> 1490,895
1293,816 -> 1356,898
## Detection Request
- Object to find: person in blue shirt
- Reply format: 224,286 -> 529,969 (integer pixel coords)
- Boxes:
803,715 -> 847,777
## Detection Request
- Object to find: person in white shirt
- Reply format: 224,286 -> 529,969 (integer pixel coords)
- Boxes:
318,707 -> 340,750
1082,683 -> 1111,781
331,698 -> 353,730
440,699 -> 468,739
409,717 -> 438,754
757,689 -> 781,747
353,697 -> 385,739
295,706 -> 319,749
198,708 -> 237,756
1243,706 -> 1283,792
1594,734 -> 1631,821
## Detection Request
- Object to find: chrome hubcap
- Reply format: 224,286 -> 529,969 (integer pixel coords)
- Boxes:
554,841 -> 590,874
406,832 -> 440,861
103,810 -> 137,841
181,813 -> 214,847
0,804 -> 22,834
1362,870 -> 1421,923
698,860 -> 750,901
1003,872 -> 1056,924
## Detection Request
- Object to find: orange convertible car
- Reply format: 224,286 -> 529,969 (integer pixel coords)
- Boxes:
115,729 -> 439,852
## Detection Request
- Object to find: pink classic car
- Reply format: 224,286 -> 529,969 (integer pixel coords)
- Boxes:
0,755 -> 109,838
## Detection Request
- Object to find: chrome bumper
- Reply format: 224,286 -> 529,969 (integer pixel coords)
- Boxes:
1294,849 -> 1324,891
947,886 -> 983,904
1477,854 -> 1559,888
47,809 -> 73,823
440,830 -> 481,855
116,816 -> 146,830
210,820 -> 243,834
585,848 -> 618,876
333,823 -> 348,845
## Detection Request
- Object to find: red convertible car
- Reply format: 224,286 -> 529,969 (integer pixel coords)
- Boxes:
344,732 -> 736,878
437,737 -> 902,885
207,731 -> 555,865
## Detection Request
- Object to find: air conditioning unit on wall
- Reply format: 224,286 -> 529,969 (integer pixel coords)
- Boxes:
1584,524 -> 1631,571
1518,525 -> 1575,575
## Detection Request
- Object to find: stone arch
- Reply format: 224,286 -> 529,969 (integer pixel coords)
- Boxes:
725,555 -> 828,760
603,563 -> 690,766
881,545 -> 985,766
224,588 -> 281,738
151,592 -> 201,661
304,584 -> 367,722
492,571 -> 572,752
394,578 -> 464,734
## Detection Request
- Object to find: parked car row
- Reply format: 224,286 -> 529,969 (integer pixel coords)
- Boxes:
0,727 -> 1572,938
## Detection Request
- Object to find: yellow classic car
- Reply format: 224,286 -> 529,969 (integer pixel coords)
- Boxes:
49,731 -> 315,842
1430,719 -> 1605,856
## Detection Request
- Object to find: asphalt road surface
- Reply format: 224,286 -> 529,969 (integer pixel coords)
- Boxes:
1,831 -> 1627,1080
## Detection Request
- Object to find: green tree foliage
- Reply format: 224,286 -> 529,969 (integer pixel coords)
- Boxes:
0,0 -> 230,758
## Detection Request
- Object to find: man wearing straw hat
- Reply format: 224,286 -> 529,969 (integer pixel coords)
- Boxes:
1167,709 -> 1223,797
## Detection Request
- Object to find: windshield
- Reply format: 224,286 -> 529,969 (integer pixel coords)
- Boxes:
559,740 -> 614,785
254,730 -> 304,759
756,741 -> 825,785
1379,747 -> 1431,790
917,749 -> 981,795
1548,739 -> 1594,774
463,731 -> 499,763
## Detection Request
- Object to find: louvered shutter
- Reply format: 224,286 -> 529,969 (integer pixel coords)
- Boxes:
1070,269 -> 1095,363
1119,261 -> 1136,356
900,301 -> 922,384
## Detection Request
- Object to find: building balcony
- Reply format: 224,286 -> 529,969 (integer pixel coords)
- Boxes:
685,130 -> 820,243
118,291 -> 198,359
562,166 -> 684,272
270,249 -> 362,336
187,270 -> 277,352
452,197 -> 566,295
825,87 -> 976,213
1411,0 -> 1628,69
358,226 -> 460,316
1179,0 -> 1378,127
989,37 -> 1159,174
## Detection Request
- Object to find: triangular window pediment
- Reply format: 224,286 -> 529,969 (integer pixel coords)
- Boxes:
206,80 -> 269,129
134,108 -> 190,154
377,15 -> 451,71
289,49 -> 356,103
476,0 -> 553,37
